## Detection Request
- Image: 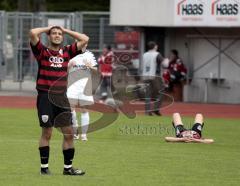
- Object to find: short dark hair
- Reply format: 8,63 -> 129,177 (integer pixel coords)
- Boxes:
103,45 -> 112,51
147,41 -> 156,50
171,49 -> 179,57
47,26 -> 62,35
107,45 -> 112,51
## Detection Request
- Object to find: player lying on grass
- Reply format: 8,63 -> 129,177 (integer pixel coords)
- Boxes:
165,113 -> 214,143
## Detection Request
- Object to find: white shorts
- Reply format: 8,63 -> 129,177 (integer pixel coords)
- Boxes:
67,78 -> 94,106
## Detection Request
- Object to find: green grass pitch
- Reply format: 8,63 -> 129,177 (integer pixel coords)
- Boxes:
0,108 -> 240,186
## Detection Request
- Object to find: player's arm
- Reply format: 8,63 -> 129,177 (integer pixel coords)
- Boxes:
84,52 -> 98,71
186,138 -> 214,144
165,137 -> 187,142
157,53 -> 164,64
29,26 -> 52,45
165,137 -> 214,144
88,64 -> 98,71
90,66 -> 98,71
84,59 -> 97,71
61,27 -> 89,51
68,60 -> 76,69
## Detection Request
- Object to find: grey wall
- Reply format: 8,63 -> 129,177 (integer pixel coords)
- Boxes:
111,0 -> 240,103
110,0 -> 174,26
184,80 -> 240,104
165,28 -> 240,104
110,0 -> 240,28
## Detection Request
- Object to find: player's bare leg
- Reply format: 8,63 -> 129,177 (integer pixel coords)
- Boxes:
61,126 -> 74,149
172,113 -> 183,127
194,113 -> 204,125
39,127 -> 53,147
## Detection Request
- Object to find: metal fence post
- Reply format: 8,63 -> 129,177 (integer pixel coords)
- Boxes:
0,11 -> 124,92
99,17 -> 104,49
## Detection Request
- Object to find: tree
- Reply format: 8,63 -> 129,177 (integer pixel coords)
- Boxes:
33,0 -> 46,11
17,0 -> 31,11
0,0 -> 17,11
0,0 -> 109,11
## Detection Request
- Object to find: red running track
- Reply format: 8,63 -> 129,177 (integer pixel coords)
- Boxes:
0,96 -> 239,119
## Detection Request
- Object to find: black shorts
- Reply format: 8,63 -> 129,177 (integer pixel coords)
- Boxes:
175,123 -> 202,139
37,92 -> 72,128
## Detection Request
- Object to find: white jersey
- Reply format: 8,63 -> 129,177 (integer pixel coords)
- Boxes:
69,50 -> 97,73
67,50 -> 97,106
142,50 -> 159,80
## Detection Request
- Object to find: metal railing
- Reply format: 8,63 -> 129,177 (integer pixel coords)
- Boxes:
0,11 -> 117,84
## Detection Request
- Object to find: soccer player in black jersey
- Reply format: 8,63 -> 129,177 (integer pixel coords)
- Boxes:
29,26 -> 89,175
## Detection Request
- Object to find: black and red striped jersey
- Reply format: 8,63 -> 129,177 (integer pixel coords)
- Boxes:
30,40 -> 82,94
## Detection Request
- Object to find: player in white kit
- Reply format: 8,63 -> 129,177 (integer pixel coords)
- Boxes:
67,47 -> 97,141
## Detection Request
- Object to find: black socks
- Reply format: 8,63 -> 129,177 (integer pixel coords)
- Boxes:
39,147 -> 75,171
39,146 -> 49,170
63,148 -> 75,171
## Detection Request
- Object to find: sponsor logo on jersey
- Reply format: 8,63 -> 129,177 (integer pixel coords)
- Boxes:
73,64 -> 88,70
49,56 -> 64,68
